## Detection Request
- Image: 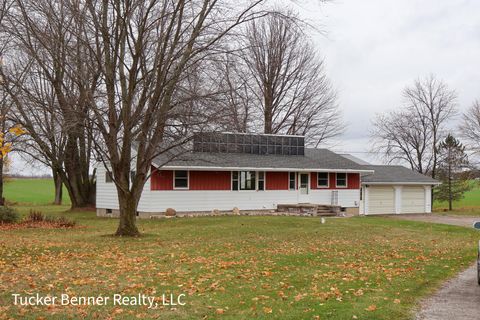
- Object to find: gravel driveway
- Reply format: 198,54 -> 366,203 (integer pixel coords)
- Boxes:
389,213 -> 479,228
385,214 -> 480,319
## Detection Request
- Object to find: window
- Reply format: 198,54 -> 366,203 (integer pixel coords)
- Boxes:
317,172 -> 329,188
258,172 -> 265,191
336,173 -> 347,188
240,171 -> 256,190
232,171 -> 256,190
232,171 -> 239,190
289,172 -> 296,190
174,170 -> 189,189
106,171 -> 113,183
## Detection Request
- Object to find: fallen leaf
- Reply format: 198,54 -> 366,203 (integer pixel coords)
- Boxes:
365,305 -> 377,312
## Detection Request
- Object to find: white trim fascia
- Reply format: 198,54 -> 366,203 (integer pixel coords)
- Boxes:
160,165 -> 374,173
362,181 -> 441,186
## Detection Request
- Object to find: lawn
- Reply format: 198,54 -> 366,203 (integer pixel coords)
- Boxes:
0,180 -> 478,319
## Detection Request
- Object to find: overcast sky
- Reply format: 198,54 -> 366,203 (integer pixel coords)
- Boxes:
9,0 -> 480,175
295,0 -> 480,162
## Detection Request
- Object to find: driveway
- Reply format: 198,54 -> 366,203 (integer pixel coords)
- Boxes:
389,213 -> 480,228
386,214 -> 480,320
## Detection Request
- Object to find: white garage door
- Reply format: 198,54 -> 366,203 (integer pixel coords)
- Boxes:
367,186 -> 395,214
401,187 -> 425,213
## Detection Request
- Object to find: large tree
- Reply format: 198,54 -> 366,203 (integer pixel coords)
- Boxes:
434,134 -> 471,211
242,11 -> 341,146
1,0 -> 99,208
372,75 -> 457,177
78,0 -> 264,236
371,109 -> 432,174
402,75 -> 457,179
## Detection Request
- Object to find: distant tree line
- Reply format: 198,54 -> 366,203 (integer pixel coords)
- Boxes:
0,0 -> 342,236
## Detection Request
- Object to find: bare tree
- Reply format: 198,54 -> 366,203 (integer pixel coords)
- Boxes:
1,0 -> 97,208
460,100 -> 480,155
403,75 -> 457,178
76,0 -> 264,236
371,75 -> 456,177
242,11 -> 341,146
213,55 -> 253,132
371,110 -> 433,173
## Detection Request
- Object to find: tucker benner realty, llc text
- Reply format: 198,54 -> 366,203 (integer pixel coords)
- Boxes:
12,293 -> 186,309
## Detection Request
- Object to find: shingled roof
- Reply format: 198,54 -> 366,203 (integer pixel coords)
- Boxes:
153,148 -> 374,172
361,165 -> 439,184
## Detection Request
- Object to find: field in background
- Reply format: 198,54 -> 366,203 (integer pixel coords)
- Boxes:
433,180 -> 480,216
4,178 -> 70,206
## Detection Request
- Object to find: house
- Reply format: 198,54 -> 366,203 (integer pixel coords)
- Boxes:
96,132 -> 439,217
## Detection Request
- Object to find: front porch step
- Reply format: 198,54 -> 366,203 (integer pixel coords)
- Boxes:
277,203 -> 341,216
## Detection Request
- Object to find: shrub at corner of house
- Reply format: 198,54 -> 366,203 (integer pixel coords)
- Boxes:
0,206 -> 19,224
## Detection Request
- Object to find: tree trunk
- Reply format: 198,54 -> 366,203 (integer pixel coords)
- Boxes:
264,91 -> 273,134
448,162 -> 452,211
0,158 -> 4,206
52,170 -> 63,205
63,134 -> 94,209
115,191 -> 140,237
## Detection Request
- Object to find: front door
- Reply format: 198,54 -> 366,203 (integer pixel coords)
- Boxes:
298,173 -> 310,203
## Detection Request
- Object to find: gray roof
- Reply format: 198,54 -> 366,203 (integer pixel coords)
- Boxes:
339,154 -> 371,165
153,148 -> 373,172
361,165 -> 439,184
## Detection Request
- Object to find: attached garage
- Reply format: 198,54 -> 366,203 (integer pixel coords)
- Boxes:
360,165 -> 440,215
401,186 -> 426,213
367,186 -> 395,214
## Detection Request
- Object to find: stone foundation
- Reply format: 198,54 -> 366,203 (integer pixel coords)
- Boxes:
96,208 -> 120,217
96,207 -> 357,219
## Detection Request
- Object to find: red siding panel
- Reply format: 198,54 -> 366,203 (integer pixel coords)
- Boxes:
347,173 -> 360,189
266,172 -> 289,190
311,172 -> 317,189
151,168 -> 173,190
329,173 -> 336,189
190,171 -> 231,190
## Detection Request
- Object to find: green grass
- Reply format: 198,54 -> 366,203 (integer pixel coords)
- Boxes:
0,179 -> 478,319
1,206 -> 478,319
434,180 -> 480,216
4,178 -> 70,206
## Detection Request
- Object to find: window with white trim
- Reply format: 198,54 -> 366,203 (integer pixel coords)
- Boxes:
336,173 -> 347,187
258,172 -> 265,191
317,172 -> 329,187
289,172 -> 296,190
232,171 -> 256,190
232,171 -> 239,190
174,170 -> 189,189
240,171 -> 256,190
